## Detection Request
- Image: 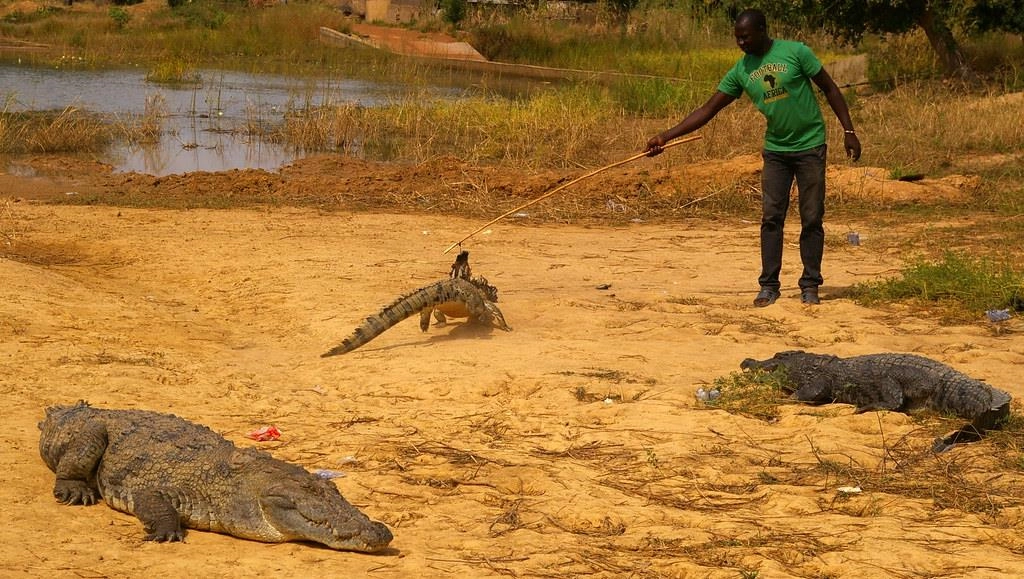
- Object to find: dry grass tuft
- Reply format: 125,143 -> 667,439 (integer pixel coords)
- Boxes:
398,440 -> 509,467
546,514 -> 626,537
702,367 -> 794,422
116,93 -> 166,145
1,106 -> 114,154
530,440 -> 627,462
270,89 -> 631,169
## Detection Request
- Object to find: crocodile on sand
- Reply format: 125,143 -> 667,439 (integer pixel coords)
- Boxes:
38,401 -> 393,552
322,250 -> 510,357
739,350 -> 1013,452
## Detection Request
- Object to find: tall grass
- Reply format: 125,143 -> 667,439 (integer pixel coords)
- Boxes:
1,1 -> 356,74
146,58 -> 201,84
272,86 -> 636,168
855,84 -> 1024,176
1,93 -> 163,152
0,104 -> 113,154
120,93 -> 166,145
467,8 -> 740,76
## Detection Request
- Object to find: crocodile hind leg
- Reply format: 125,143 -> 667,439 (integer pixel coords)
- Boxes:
431,309 -> 448,327
932,426 -> 983,453
419,307 -> 439,330
133,491 -> 187,542
932,402 -> 1011,453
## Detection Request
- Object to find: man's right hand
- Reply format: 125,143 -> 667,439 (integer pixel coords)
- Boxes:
645,135 -> 666,157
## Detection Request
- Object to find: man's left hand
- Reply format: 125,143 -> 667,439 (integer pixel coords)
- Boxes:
845,133 -> 862,162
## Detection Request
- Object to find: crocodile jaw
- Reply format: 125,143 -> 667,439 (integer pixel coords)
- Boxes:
258,481 -> 393,552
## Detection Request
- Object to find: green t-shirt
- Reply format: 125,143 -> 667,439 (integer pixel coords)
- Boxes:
718,39 -> 826,152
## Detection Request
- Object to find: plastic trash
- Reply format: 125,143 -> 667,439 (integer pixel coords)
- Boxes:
313,469 -> 346,480
696,388 -> 721,402
245,425 -> 281,442
605,199 -> 626,212
986,309 -> 1011,322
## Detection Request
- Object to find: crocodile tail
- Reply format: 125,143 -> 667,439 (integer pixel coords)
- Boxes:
321,281 -> 459,356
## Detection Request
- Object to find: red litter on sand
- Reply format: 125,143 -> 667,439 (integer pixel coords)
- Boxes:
246,425 -> 281,441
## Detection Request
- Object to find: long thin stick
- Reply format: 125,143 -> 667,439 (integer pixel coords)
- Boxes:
443,134 -> 703,254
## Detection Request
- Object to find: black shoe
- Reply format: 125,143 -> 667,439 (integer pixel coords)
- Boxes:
753,287 -> 780,307
801,287 -> 820,305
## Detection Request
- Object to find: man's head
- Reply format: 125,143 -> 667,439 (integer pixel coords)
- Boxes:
733,9 -> 771,56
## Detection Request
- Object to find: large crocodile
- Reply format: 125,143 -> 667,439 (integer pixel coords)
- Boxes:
38,401 -> 393,551
322,251 -> 510,356
740,350 -> 1012,452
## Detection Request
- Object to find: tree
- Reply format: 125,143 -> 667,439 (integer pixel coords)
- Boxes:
440,0 -> 466,28
605,0 -> 641,31
689,0 -> 1024,80
961,0 -> 1024,34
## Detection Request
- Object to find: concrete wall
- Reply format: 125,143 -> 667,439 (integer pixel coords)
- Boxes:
344,0 -> 432,24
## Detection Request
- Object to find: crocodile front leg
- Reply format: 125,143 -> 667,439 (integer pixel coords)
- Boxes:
53,421 -> 108,506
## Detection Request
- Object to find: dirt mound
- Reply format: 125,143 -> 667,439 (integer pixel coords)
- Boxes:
829,165 -> 980,203
4,153 -> 980,222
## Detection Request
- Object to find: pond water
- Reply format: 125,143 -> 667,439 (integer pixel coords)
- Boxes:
1,63 -> 467,176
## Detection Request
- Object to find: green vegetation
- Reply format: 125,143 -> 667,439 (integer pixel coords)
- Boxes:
1,1 -> 1021,85
691,0 -> 1024,80
850,252 -> 1024,320
439,0 -> 466,27
0,1 -> 355,74
467,11 -> 740,76
701,367 -> 793,422
108,6 -> 130,29
2,3 -> 1022,167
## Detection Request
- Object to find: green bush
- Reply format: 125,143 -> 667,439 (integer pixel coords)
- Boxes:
851,251 -> 1024,317
109,7 -> 130,29
440,0 -> 466,27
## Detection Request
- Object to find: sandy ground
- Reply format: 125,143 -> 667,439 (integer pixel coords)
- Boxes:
1,150 -> 1023,579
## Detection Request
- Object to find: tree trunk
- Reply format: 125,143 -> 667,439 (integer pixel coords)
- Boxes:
916,6 -> 977,82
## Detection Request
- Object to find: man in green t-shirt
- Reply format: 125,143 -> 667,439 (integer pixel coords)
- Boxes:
646,8 -> 861,307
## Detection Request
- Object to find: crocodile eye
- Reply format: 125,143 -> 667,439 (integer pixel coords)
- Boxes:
262,493 -> 296,510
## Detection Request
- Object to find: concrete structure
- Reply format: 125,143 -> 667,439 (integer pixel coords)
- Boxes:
343,0 -> 430,24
